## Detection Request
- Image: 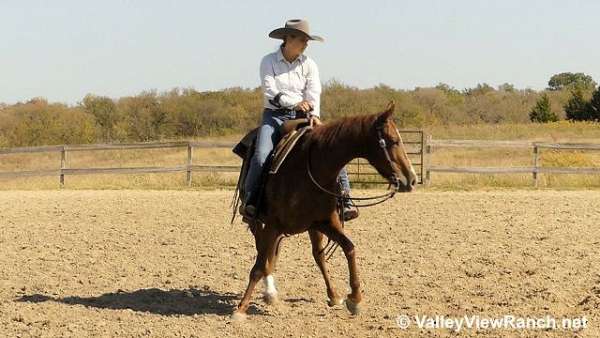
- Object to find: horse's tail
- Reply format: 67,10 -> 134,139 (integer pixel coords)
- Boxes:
230,171 -> 242,225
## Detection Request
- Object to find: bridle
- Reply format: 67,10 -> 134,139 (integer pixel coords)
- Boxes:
306,123 -> 404,208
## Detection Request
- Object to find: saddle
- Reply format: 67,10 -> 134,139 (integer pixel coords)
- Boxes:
270,124 -> 311,174
231,118 -> 311,221
232,118 -> 310,159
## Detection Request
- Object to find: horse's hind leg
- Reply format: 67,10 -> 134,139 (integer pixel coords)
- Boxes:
316,218 -> 362,315
309,229 -> 343,306
232,226 -> 279,320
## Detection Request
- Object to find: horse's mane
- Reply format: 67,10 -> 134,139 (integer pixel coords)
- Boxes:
308,113 -> 377,148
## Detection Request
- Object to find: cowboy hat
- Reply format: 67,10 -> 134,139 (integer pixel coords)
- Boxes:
268,19 -> 324,42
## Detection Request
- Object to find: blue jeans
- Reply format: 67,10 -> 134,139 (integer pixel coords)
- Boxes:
338,167 -> 351,193
244,109 -> 351,203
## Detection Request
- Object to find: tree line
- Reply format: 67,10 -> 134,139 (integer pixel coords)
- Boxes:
530,72 -> 599,123
0,72 -> 597,147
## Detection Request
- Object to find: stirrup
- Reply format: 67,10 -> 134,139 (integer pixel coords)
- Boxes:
244,204 -> 257,218
239,203 -> 256,218
342,206 -> 359,221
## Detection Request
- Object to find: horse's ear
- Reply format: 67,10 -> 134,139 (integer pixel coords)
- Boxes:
376,101 -> 395,125
385,100 -> 395,114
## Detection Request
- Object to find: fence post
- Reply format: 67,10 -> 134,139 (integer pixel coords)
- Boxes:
419,131 -> 425,184
187,142 -> 193,187
533,144 -> 539,188
424,134 -> 432,186
60,146 -> 66,188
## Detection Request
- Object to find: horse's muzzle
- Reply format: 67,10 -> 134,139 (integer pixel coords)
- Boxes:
392,172 -> 416,192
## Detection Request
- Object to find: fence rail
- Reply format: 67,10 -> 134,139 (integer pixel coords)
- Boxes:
4,134 -> 599,188
425,138 -> 600,186
0,130 -> 425,187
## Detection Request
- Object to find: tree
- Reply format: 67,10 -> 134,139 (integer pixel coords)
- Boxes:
118,92 -> 172,141
529,94 -> 557,123
82,94 -> 119,141
4,99 -> 96,146
498,83 -> 516,92
435,83 -> 461,96
589,87 -> 600,121
564,89 -> 591,121
548,72 -> 597,91
463,83 -> 495,96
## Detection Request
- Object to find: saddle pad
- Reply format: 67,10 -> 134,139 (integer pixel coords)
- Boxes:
269,126 -> 311,174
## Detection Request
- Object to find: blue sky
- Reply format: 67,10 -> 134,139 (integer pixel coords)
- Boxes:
1,0 -> 599,104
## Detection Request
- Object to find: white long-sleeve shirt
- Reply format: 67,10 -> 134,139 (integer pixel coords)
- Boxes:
260,48 -> 321,117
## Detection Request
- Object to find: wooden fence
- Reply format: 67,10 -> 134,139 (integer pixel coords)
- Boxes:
425,138 -> 600,186
0,130 -> 425,187
350,130 -> 424,184
0,141 -> 235,187
6,134 -> 596,188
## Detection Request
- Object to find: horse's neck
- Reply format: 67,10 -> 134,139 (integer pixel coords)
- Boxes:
310,123 -> 369,185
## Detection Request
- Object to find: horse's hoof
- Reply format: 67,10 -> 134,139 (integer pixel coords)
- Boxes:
327,297 -> 344,307
345,298 -> 361,315
263,292 -> 279,305
230,311 -> 247,322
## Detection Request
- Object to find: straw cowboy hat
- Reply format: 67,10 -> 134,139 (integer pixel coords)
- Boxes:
269,19 -> 324,42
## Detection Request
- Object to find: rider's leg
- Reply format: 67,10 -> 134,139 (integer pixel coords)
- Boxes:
338,167 -> 351,194
337,167 -> 359,221
243,110 -> 283,215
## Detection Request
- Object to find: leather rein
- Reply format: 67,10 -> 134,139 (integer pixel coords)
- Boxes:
306,125 -> 402,208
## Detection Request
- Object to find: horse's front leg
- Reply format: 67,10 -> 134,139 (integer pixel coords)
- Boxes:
308,229 -> 343,306
315,216 -> 362,315
262,233 -> 283,305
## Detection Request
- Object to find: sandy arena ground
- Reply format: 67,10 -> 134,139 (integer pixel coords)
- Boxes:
1,189 -> 599,337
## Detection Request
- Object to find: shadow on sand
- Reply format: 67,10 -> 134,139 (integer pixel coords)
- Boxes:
16,287 -> 266,316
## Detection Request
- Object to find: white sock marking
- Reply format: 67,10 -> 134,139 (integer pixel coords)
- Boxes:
263,275 -> 278,296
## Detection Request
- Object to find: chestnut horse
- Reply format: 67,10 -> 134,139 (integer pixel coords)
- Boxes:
232,102 -> 417,320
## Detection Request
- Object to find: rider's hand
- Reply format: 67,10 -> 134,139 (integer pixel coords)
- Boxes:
309,116 -> 322,127
294,100 -> 313,113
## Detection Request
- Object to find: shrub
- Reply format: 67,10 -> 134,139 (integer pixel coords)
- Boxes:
529,94 -> 558,123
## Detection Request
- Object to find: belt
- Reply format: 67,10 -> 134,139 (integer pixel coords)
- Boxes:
266,108 -> 309,119
265,107 -> 296,115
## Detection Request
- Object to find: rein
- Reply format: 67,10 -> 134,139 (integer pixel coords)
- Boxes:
306,126 -> 401,208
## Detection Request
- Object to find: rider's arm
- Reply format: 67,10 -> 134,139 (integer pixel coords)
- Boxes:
260,55 -> 301,109
303,58 -> 321,118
